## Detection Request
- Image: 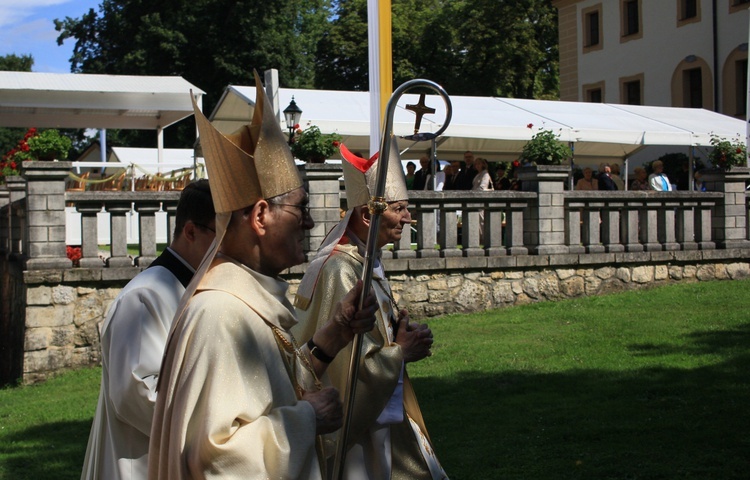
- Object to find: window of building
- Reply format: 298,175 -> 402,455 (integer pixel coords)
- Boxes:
730,0 -> 750,14
684,68 -> 703,108
583,82 -> 605,103
681,0 -> 697,18
620,74 -> 644,105
624,81 -> 641,105
582,4 -> 603,53
672,57 -> 713,111
624,0 -> 639,35
620,0 -> 642,42
735,59 -> 747,116
677,0 -> 701,26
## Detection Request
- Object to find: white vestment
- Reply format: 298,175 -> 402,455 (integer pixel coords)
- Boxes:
81,249 -> 193,480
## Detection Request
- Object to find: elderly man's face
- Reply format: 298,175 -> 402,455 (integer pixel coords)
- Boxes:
377,200 -> 412,249
266,187 -> 314,271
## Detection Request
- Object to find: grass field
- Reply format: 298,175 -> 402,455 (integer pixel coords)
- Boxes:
1,278 -> 749,479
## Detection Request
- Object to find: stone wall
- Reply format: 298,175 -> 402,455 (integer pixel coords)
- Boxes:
19,251 -> 750,384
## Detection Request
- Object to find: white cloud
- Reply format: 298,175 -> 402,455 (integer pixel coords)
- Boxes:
0,0 -> 70,29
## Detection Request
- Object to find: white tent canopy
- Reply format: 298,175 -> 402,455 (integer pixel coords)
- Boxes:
209,85 -> 745,162
0,71 -> 204,130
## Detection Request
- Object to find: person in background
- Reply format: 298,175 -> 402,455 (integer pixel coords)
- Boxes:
610,163 -> 625,190
471,157 -> 493,191
405,161 -> 416,189
443,160 -> 463,190
630,166 -> 650,190
81,180 -> 215,480
575,167 -> 598,190
494,164 -> 511,190
598,164 -> 617,191
412,155 -> 431,191
472,157 -> 493,243
434,160 -> 445,191
458,151 -> 477,190
649,160 -> 673,191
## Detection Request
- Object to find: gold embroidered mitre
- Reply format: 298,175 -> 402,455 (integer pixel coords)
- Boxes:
191,71 -> 302,213
339,139 -> 408,209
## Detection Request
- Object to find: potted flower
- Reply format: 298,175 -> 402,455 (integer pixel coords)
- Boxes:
27,128 -> 72,160
708,133 -> 747,171
1,128 -> 36,183
290,124 -> 342,163
520,123 -> 572,166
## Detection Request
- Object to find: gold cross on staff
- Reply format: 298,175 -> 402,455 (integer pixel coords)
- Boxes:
405,93 -> 436,135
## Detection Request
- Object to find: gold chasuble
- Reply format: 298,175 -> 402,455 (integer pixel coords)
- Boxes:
149,257 -> 324,479
294,242 -> 448,479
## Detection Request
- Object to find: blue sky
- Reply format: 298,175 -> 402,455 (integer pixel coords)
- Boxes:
0,0 -> 100,73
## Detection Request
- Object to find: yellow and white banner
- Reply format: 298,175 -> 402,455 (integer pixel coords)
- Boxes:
367,0 -> 392,156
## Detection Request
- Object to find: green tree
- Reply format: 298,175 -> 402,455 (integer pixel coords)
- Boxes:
55,0 -> 332,147
0,54 -> 34,72
316,0 -> 558,99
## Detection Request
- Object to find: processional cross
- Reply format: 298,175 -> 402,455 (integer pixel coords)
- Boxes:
405,93 -> 436,134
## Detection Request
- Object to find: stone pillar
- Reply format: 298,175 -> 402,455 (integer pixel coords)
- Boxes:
702,167 -> 750,249
518,165 -> 570,255
76,202 -> 104,268
298,163 -> 343,258
22,161 -> 72,269
5,176 -> 27,255
414,197 -> 440,258
134,201 -> 161,267
106,202 -> 134,267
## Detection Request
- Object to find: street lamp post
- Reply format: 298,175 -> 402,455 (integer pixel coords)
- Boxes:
283,96 -> 302,145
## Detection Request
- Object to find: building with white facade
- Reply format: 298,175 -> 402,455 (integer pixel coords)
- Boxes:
553,0 -> 750,118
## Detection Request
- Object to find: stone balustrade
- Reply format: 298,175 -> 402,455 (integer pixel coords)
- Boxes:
1,162 -> 749,384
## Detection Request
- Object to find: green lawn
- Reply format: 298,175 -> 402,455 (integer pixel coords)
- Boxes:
1,279 -> 749,479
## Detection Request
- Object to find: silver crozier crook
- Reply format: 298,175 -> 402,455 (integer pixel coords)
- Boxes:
332,78 -> 452,480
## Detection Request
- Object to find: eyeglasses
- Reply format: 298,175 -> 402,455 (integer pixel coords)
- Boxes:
193,223 -> 215,233
272,203 -> 311,222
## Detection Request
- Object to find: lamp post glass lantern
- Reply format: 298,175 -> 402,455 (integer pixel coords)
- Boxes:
283,97 -> 302,144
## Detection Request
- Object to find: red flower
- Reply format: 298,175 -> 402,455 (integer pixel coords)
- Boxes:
293,124 -> 300,130
332,140 -> 340,147
527,123 -> 534,129
512,160 -> 520,168
9,162 -> 16,169
736,148 -> 743,154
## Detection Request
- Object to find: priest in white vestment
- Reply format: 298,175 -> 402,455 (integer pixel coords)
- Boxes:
80,180 -> 215,480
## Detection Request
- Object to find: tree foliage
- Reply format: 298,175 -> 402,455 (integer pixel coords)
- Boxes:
52,0 -> 559,148
55,0 -> 332,147
315,0 -> 558,98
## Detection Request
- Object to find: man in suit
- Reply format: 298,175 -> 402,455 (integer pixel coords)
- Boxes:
412,155 -> 432,190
